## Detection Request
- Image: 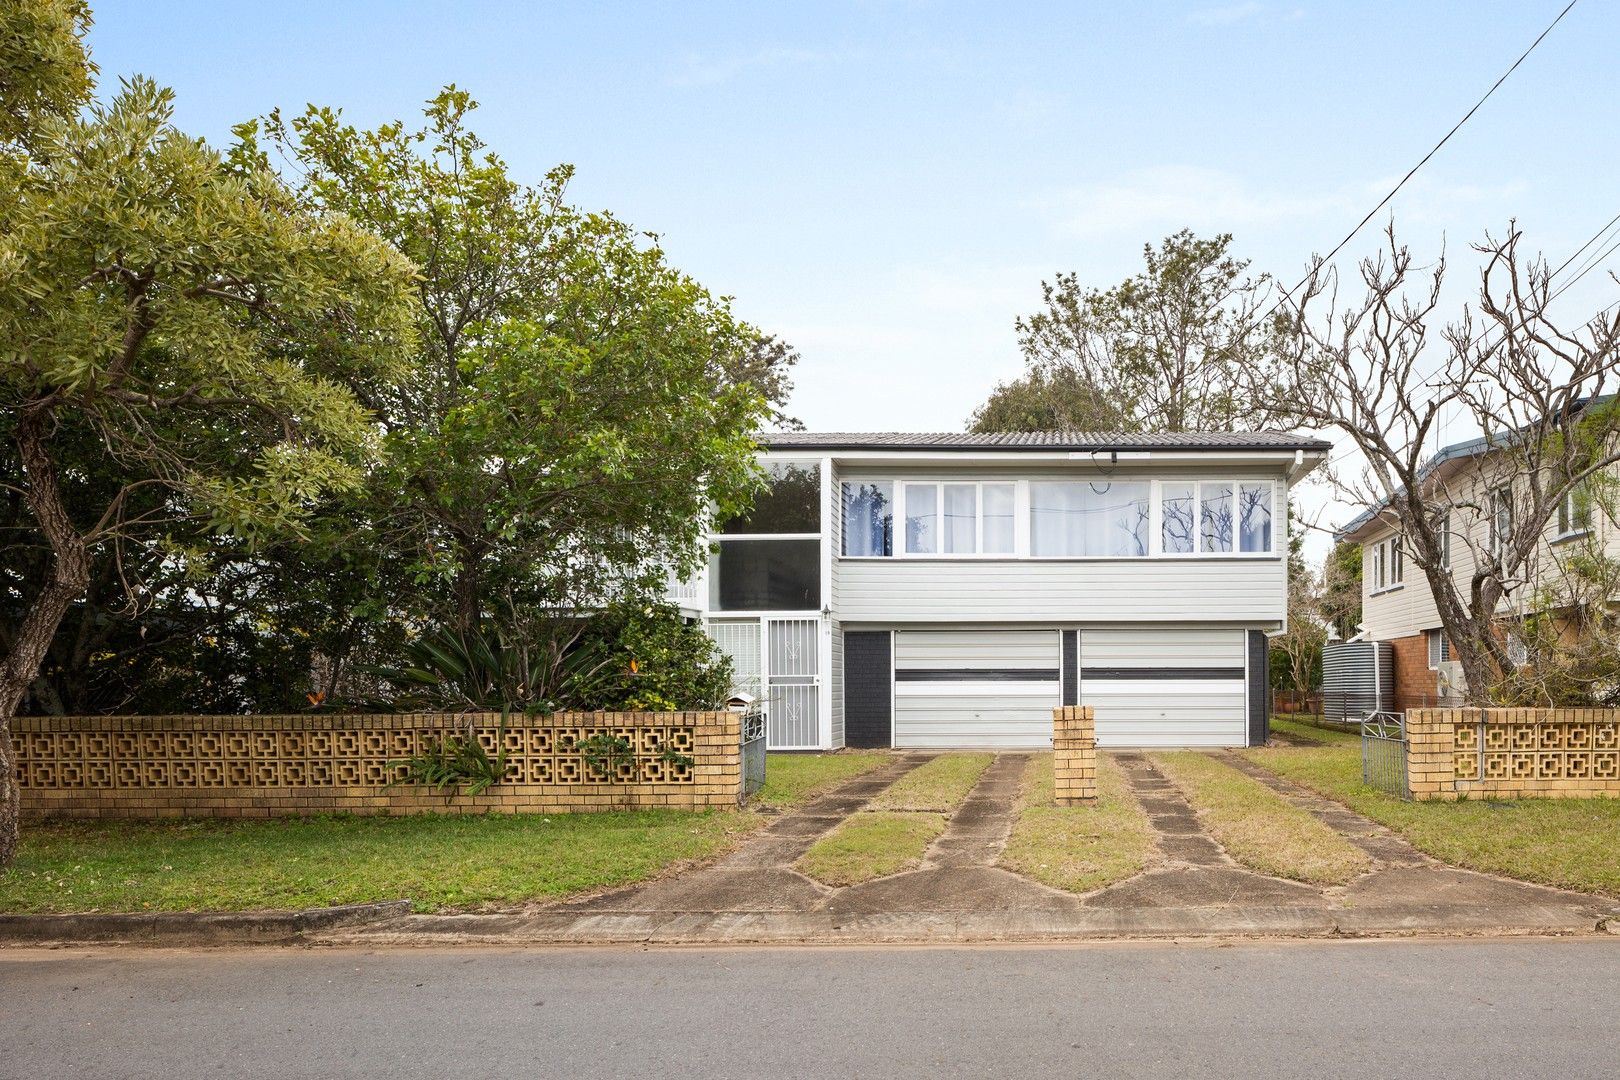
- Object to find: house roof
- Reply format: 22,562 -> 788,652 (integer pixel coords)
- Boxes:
760,430 -> 1333,453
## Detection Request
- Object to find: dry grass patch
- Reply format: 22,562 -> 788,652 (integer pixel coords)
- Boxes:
868,753 -> 993,812
1000,753 -> 1156,894
1152,751 -> 1371,885
796,812 -> 945,886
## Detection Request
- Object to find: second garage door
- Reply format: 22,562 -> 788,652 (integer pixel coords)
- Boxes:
1080,628 -> 1248,746
893,630 -> 1059,748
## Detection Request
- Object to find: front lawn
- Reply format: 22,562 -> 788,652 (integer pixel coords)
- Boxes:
999,753 -> 1157,893
1152,751 -> 1371,885
0,751 -> 879,915
1244,735 -> 1620,897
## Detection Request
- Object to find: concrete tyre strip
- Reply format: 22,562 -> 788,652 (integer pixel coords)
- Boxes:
1214,750 -> 1428,867
924,752 -> 1029,868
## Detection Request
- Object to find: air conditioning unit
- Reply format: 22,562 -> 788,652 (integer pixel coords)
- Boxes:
1436,660 -> 1467,703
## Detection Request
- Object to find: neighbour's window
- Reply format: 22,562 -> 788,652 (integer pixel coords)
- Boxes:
841,482 -> 892,556
1490,486 -> 1512,562
1372,542 -> 1386,591
1427,629 -> 1451,669
1030,481 -> 1149,557
1557,484 -> 1592,537
1371,536 -> 1403,591
1437,511 -> 1452,569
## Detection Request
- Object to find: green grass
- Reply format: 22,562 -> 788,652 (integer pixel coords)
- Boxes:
1244,739 -> 1620,897
0,809 -> 762,914
796,811 -> 946,886
1000,753 -> 1157,894
752,751 -> 889,809
1152,751 -> 1372,885
1270,714 -> 1360,746
868,753 -> 993,811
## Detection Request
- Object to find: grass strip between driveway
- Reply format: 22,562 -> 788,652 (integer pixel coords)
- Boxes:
1151,751 -> 1372,885
999,753 -> 1157,894
867,753 -> 993,811
796,812 -> 946,886
1244,734 -> 1620,898
0,752 -> 875,915
752,750 -> 890,809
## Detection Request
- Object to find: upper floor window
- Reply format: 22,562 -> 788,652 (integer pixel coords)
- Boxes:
1437,511 -> 1452,569
840,477 -> 1276,559
1556,484 -> 1592,538
1371,535 -> 1404,592
721,461 -> 820,535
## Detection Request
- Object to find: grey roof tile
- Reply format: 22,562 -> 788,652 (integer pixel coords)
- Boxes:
760,430 -> 1333,452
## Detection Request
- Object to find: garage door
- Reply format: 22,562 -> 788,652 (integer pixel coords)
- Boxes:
1080,629 -> 1247,747
893,630 -> 1059,748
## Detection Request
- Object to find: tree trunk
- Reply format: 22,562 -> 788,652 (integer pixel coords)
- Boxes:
0,408 -> 91,867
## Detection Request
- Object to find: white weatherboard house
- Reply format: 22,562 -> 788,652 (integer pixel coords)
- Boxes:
670,431 -> 1330,751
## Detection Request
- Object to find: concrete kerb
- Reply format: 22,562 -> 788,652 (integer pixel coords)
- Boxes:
0,899 -> 412,946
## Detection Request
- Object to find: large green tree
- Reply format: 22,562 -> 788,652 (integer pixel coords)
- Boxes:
975,230 -> 1291,433
255,92 -> 779,656
0,4 -> 417,864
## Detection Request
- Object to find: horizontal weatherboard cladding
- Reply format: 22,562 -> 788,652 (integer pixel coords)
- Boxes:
1082,667 -> 1246,680
895,668 -> 1061,682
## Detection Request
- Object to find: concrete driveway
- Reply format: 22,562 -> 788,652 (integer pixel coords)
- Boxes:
326,747 -> 1618,946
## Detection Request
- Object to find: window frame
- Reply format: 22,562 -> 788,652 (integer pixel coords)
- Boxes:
1427,629 -> 1451,670
835,477 -> 1280,561
1369,535 -> 1404,595
1489,485 -> 1513,563
1555,484 -> 1593,540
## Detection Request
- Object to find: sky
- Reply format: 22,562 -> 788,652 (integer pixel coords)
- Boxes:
86,1 -> 1620,564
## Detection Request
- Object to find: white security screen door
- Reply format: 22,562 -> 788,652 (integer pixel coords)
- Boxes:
766,617 -> 821,749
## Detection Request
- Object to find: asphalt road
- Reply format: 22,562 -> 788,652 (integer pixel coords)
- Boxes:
3,938 -> 1618,1079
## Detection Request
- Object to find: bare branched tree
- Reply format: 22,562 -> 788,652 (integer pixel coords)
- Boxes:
1273,223 -> 1620,703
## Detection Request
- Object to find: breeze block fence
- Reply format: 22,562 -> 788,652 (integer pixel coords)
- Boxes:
1051,705 -> 1097,805
1406,708 -> 1620,802
13,710 -> 743,819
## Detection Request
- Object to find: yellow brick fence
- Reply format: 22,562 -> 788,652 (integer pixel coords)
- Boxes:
13,711 -> 743,819
1406,708 -> 1620,801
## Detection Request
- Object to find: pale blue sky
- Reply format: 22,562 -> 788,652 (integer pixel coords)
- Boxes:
88,2 -> 1620,553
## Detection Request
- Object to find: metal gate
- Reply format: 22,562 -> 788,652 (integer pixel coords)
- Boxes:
740,704 -> 767,797
1361,712 -> 1410,798
766,617 -> 820,749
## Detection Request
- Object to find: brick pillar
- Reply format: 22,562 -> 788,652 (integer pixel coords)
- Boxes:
1406,708 -> 1459,802
1052,705 -> 1097,805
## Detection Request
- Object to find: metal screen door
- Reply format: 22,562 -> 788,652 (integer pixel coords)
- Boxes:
766,617 -> 820,749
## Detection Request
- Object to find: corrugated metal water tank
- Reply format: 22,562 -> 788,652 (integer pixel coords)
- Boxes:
1322,641 -> 1394,721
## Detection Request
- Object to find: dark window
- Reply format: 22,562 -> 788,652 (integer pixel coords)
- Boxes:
721,462 -> 821,534
710,538 -> 821,610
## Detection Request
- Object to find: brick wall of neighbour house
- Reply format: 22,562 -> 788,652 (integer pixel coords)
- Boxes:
13,711 -> 743,819
1051,706 -> 1096,805
1390,633 -> 1441,712
1407,708 -> 1620,802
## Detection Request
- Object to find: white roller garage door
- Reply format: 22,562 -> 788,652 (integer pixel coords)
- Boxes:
1080,629 -> 1248,747
893,630 -> 1059,748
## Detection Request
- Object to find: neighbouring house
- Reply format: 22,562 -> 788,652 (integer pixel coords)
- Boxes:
1337,430 -> 1617,710
669,431 -> 1330,750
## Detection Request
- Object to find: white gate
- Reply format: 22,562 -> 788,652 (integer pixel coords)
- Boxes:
766,617 -> 821,749
710,620 -> 763,703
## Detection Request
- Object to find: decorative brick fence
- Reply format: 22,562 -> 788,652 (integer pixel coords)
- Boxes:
1407,708 -> 1620,802
13,710 -> 743,819
1051,705 -> 1097,805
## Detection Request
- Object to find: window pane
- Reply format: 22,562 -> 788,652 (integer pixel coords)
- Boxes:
709,538 -> 821,610
1238,483 -> 1272,553
841,482 -> 893,556
1030,481 -> 1149,556
982,483 -> 1015,554
721,461 -> 821,534
1201,483 -> 1233,553
1161,483 -> 1195,554
904,483 -> 937,554
943,484 -> 977,554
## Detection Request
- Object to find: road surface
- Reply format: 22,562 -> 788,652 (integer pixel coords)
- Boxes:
3,938 -> 1617,1078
